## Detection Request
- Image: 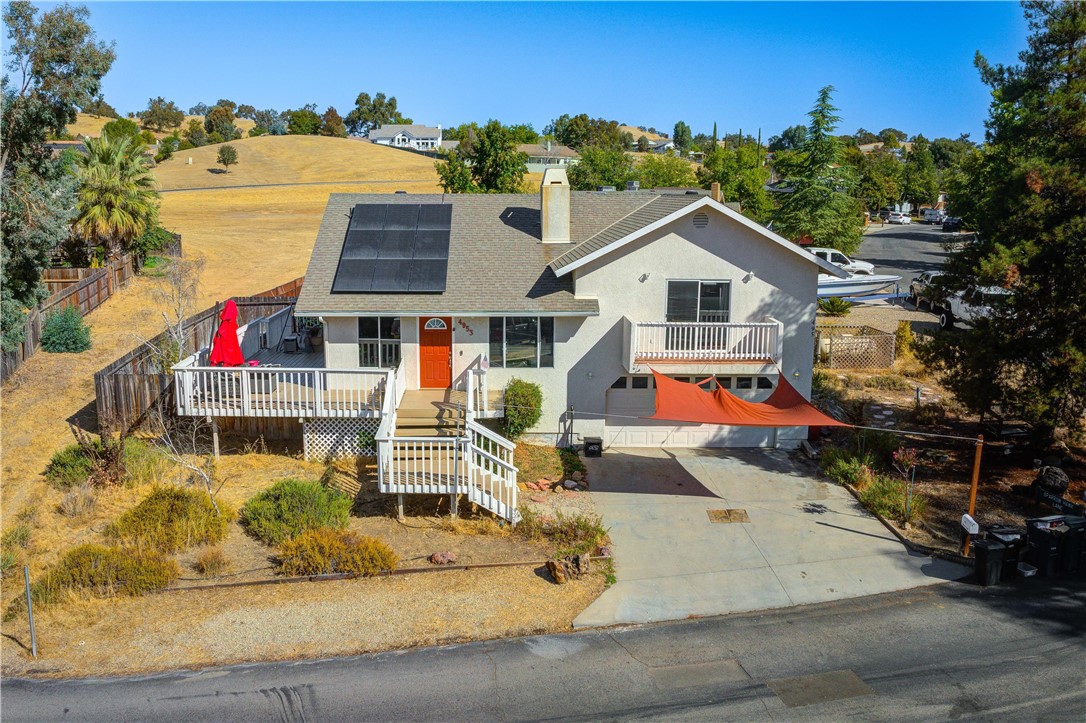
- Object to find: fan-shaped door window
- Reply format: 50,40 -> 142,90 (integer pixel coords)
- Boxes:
424,318 -> 448,330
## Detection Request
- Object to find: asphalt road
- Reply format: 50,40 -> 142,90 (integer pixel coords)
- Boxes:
5,578 -> 1084,721
854,222 -> 956,283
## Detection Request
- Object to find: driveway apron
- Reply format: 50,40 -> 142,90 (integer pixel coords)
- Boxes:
574,448 -> 969,628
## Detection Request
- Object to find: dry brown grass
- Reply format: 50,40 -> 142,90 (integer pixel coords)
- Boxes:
65,113 -> 255,141
155,135 -> 439,191
619,125 -> 667,141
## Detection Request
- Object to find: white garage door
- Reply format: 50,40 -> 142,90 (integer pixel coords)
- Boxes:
604,387 -> 773,448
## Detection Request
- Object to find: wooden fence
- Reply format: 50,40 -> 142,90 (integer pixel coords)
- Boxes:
1,254 -> 143,383
94,278 -> 304,429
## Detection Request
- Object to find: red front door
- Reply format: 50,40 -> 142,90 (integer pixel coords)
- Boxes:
419,317 -> 452,388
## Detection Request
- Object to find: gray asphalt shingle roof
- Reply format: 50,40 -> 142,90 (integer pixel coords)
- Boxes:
296,191 -> 702,316
368,124 -> 441,140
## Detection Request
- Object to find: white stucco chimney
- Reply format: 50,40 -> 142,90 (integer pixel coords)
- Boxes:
541,167 -> 570,244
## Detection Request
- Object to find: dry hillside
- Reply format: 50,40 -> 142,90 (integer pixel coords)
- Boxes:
65,113 -> 256,140
620,125 -> 667,141
154,135 -> 440,191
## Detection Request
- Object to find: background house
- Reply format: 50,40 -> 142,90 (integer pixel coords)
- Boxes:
518,142 -> 580,173
369,124 -> 442,150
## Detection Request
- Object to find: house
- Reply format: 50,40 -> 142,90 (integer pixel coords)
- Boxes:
857,141 -> 913,158
518,142 -> 580,173
171,170 -> 844,521
649,139 -> 676,154
369,124 -> 442,150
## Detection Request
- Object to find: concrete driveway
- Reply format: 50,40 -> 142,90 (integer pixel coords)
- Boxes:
574,448 -> 970,628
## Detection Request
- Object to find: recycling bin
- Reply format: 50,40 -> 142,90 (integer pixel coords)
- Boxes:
973,538 -> 1005,586
987,524 -> 1026,579
1059,516 -> 1085,575
1026,517 -> 1062,577
583,437 -> 603,458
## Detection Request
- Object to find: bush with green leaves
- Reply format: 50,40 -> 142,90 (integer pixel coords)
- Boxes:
109,487 -> 232,553
241,478 -> 352,545
41,306 -> 91,353
277,527 -> 397,576
817,297 -> 853,316
45,437 -> 168,490
17,544 -> 178,611
502,378 -> 543,439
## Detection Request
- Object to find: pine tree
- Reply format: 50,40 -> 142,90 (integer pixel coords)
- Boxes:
919,1 -> 1086,442
769,86 -> 863,253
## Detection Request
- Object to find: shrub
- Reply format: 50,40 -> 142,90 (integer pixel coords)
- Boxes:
818,297 -> 853,316
863,374 -> 911,391
277,527 -> 397,576
913,401 -> 947,426
502,378 -> 543,439
26,544 -> 178,608
857,473 -> 927,525
241,478 -> 352,545
0,549 -> 16,580
45,443 -> 94,489
894,320 -> 916,356
195,546 -> 230,577
138,129 -> 156,144
59,484 -> 96,518
821,447 -> 877,489
850,429 -> 899,467
177,139 -> 195,151
45,438 -> 167,490
2,524 -> 32,550
516,508 -> 609,556
41,306 -> 91,353
109,487 -> 232,553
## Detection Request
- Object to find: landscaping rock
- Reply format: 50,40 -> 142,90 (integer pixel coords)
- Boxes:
597,545 -> 613,558
529,494 -> 549,503
563,480 -> 578,490
1032,466 -> 1070,496
572,471 -> 584,482
429,551 -> 458,565
546,559 -> 570,584
536,478 -> 552,490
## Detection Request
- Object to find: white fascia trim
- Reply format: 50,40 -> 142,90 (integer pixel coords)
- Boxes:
552,196 -> 849,279
297,310 -> 600,318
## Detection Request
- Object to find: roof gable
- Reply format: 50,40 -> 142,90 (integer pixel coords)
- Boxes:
548,196 -> 848,278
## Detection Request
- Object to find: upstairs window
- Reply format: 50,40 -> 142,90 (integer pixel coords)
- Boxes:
666,280 -> 731,323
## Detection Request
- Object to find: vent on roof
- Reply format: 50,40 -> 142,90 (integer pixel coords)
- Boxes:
692,212 -> 709,228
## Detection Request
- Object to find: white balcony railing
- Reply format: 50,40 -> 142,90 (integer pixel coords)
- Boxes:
626,319 -> 783,367
173,364 -> 388,418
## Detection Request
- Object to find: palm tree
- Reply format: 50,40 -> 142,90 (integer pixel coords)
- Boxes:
72,135 -> 159,260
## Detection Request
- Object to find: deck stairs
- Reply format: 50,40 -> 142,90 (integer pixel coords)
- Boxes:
377,370 -> 519,524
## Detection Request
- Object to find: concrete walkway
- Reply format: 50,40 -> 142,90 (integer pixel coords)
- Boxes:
574,448 -> 969,628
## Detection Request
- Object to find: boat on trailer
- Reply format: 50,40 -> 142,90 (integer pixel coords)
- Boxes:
817,273 -> 902,298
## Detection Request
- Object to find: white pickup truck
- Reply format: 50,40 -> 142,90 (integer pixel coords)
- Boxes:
938,285 -> 1010,330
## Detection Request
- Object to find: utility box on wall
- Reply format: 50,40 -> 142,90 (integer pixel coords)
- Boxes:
584,436 -> 603,458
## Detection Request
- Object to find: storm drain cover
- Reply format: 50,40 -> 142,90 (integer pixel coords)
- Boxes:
707,509 -> 750,524
767,669 -> 874,708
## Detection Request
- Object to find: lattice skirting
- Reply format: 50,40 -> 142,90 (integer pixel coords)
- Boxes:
303,418 -> 380,461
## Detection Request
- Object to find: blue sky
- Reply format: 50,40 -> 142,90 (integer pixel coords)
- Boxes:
23,2 -> 1027,141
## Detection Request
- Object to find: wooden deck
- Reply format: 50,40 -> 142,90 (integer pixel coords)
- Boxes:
400,388 -> 505,416
248,346 -> 325,369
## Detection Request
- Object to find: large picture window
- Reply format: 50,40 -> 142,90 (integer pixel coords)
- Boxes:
358,316 -> 401,368
666,280 -> 731,322
488,317 -> 554,368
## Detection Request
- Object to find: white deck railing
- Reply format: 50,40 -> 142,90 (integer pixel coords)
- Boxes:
627,319 -> 782,365
377,360 -> 519,524
173,363 -> 388,418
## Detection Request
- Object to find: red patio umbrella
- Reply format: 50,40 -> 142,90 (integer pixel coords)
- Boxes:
209,299 -> 245,366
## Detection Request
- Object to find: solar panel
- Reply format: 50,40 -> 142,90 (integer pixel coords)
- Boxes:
332,203 -> 451,294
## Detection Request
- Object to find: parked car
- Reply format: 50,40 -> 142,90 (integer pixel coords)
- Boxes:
942,216 -> 963,232
938,285 -> 1010,330
887,211 -> 912,225
922,208 -> 946,224
808,247 -> 876,275
908,271 -> 946,310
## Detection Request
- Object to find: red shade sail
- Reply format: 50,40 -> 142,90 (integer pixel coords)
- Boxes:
208,299 -> 245,367
648,369 -> 849,428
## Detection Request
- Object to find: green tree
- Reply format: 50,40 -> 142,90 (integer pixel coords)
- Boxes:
567,146 -> 636,190
900,135 -> 939,209
697,143 -> 773,222
203,105 -> 239,140
345,91 -> 402,136
848,145 -> 901,215
287,104 -> 321,135
86,93 -> 118,119
214,99 -> 236,114
137,96 -> 184,132
71,134 -> 159,260
878,127 -> 908,147
101,116 -> 139,142
545,113 -> 625,151
637,153 -> 697,188
770,85 -> 863,254
918,1 -> 1086,443
434,150 -> 476,193
1,1 -> 114,350
319,106 -> 347,138
188,102 -> 208,116
672,121 -> 692,153
929,134 -> 975,171
181,118 -> 207,147
767,124 -> 807,152
637,135 -> 650,152
505,123 -> 539,144
216,144 -> 238,173
236,103 -> 256,120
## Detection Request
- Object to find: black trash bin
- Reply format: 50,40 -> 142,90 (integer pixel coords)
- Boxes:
1026,517 -> 1063,577
583,437 -> 603,458
973,538 -> 1005,586
1059,516 -> 1085,575
987,524 -> 1026,579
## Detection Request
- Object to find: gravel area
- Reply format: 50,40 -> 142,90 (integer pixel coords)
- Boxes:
819,299 -> 939,335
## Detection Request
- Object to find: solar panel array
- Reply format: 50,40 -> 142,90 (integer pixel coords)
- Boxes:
331,204 -> 452,293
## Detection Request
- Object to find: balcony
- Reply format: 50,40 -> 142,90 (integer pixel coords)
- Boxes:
623,317 -> 783,373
